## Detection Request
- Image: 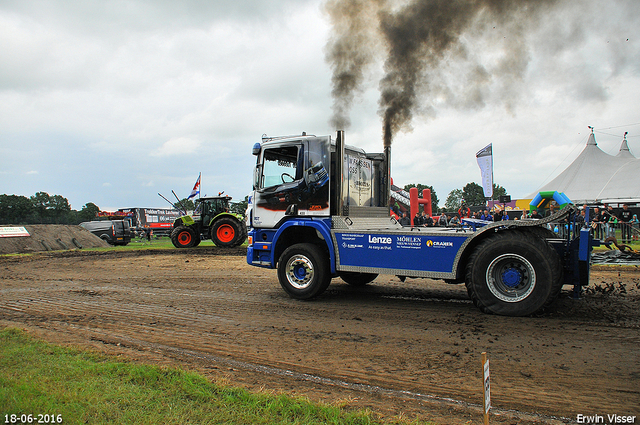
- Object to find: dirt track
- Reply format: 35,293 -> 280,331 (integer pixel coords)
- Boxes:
1,248 -> 639,424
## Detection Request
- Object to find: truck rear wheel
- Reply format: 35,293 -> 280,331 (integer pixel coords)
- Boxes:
339,272 -> 378,286
277,243 -> 331,299
465,231 -> 562,316
211,217 -> 246,247
171,226 -> 198,248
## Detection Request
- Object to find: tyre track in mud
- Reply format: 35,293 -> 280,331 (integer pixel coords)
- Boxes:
1,250 -> 639,424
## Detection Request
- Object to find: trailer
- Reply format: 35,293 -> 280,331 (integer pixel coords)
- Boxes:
117,207 -> 181,237
246,131 -> 596,316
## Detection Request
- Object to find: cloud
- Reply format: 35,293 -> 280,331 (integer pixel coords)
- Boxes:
0,0 -> 639,211
152,137 -> 202,157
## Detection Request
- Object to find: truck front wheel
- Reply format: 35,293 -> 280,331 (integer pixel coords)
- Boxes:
277,243 -> 331,299
465,231 -> 562,316
171,226 -> 198,248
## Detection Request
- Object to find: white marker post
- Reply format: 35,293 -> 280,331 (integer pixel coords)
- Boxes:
482,351 -> 491,425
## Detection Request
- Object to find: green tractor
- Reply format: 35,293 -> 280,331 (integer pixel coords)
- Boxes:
170,195 -> 247,248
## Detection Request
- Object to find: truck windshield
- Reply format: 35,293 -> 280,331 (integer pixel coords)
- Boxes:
260,146 -> 300,189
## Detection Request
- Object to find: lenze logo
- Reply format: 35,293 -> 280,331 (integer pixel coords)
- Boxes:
368,235 -> 392,244
427,240 -> 454,248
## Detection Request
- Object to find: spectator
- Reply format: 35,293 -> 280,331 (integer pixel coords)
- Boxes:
458,202 -> 471,219
602,205 -> 615,238
413,211 -> 422,227
530,209 -> 543,219
630,214 -> 639,241
449,215 -> 460,226
438,213 -> 448,227
591,207 -> 604,240
619,204 -> 633,243
576,209 -> 586,227
546,203 -> 556,217
608,211 -> 618,239
423,213 -> 434,227
399,211 -> 411,227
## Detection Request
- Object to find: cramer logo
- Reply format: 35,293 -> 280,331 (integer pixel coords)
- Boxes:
426,240 -> 454,248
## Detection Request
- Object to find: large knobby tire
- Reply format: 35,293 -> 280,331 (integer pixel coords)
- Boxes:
171,226 -> 198,248
465,231 -> 563,316
210,217 -> 246,247
277,243 -> 331,299
339,272 -> 378,286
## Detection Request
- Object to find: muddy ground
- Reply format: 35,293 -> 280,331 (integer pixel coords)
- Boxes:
1,248 -> 638,425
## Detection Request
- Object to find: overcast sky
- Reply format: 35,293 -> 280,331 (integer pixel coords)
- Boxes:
1,0 -> 639,211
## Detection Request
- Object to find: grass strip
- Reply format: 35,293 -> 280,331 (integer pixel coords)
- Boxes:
1,328 -> 417,425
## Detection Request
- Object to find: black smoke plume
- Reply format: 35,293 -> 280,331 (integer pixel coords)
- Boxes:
325,0 -> 558,147
324,0 -> 385,130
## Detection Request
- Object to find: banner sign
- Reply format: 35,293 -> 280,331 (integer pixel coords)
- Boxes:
476,144 -> 493,199
0,227 -> 30,238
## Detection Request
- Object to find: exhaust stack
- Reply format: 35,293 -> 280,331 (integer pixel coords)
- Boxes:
384,145 -> 391,208
335,130 -> 346,216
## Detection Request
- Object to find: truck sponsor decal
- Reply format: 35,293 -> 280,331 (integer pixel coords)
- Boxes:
426,240 -> 454,248
335,232 -> 464,273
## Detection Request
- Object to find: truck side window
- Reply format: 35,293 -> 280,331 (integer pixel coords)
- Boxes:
260,146 -> 300,189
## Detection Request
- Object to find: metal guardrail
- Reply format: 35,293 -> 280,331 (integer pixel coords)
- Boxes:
546,221 -> 640,242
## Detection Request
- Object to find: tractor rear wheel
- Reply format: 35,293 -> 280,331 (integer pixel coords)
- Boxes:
211,217 -> 245,247
171,226 -> 198,248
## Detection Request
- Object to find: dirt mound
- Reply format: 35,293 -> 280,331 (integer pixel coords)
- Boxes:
0,225 -> 109,255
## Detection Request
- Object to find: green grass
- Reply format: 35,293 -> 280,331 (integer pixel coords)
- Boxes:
0,328 -> 429,425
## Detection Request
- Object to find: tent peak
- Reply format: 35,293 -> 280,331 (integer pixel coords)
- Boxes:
616,132 -> 635,158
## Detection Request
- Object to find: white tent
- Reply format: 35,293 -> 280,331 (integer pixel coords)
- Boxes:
528,133 -> 640,204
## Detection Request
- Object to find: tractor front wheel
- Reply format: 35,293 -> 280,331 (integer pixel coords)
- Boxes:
171,226 -> 198,248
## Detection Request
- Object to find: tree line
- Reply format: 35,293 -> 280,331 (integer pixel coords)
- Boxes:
0,192 -> 251,226
0,192 -> 100,225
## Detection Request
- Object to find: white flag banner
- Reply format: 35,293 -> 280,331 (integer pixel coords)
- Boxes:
476,144 -> 493,199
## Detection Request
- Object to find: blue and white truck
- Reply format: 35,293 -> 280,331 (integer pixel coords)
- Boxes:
247,131 -> 595,316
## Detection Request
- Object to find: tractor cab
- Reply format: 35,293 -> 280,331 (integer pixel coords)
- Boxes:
195,196 -> 232,225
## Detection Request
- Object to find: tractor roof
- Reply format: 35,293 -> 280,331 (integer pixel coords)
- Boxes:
197,195 -> 232,201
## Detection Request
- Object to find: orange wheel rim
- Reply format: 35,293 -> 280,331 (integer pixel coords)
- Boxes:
178,231 -> 192,245
216,224 -> 235,243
